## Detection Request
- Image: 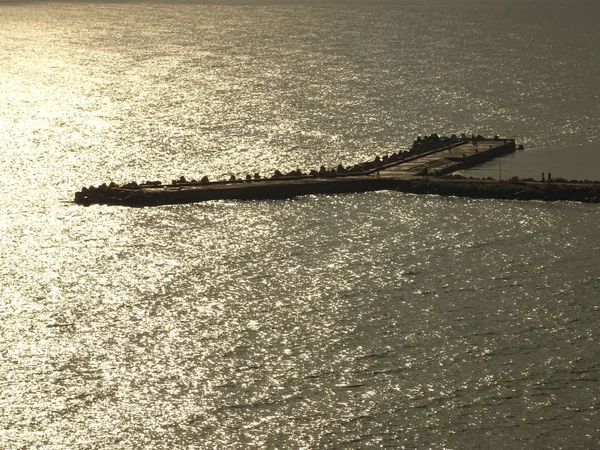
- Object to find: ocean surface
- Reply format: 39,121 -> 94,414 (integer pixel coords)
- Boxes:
1,0 -> 599,448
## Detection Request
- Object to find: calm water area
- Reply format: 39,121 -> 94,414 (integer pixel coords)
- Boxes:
1,0 -> 599,448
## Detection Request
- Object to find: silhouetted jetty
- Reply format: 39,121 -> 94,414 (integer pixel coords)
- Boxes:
74,135 -> 600,206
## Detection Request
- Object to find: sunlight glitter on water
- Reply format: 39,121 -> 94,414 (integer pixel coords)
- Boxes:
2,1 -> 600,448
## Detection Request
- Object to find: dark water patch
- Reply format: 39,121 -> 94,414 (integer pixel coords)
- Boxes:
366,367 -> 410,376
357,351 -> 391,360
304,370 -> 335,380
571,377 -> 598,383
46,322 -> 76,328
235,364 -> 263,372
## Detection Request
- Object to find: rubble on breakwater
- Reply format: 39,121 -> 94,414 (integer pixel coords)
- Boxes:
74,133 -> 457,206
76,134 -> 466,199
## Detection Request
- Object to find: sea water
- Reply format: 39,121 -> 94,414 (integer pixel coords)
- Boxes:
0,0 -> 599,448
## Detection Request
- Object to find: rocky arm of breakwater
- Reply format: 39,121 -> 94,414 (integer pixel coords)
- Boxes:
74,133 -> 466,206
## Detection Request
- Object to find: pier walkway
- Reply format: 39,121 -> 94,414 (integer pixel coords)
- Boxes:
378,139 -> 514,179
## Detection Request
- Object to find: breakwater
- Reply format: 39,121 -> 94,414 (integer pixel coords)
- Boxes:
73,135 -> 600,206
74,176 -> 600,206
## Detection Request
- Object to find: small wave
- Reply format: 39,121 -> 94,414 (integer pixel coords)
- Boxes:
471,331 -> 498,336
358,352 -> 390,360
400,270 -> 418,276
336,383 -> 364,389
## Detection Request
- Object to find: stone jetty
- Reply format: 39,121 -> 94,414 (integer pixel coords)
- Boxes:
74,135 -> 600,206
